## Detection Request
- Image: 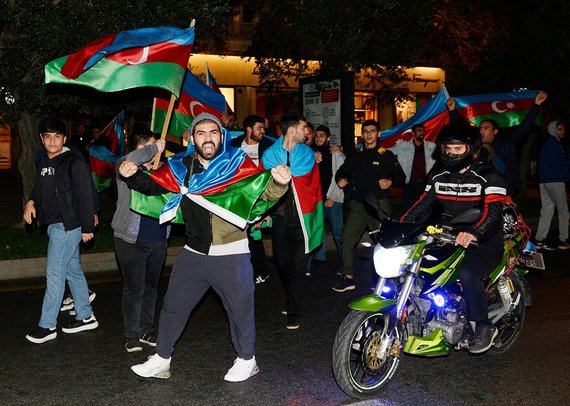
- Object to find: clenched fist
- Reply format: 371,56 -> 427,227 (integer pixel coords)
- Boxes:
271,164 -> 292,185
119,160 -> 139,178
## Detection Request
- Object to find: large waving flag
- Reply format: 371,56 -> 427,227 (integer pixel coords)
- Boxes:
130,127 -> 279,227
453,90 -> 540,128
206,62 -> 233,114
89,112 -> 125,191
379,89 -> 540,147
152,70 -> 227,137
380,87 -> 449,148
45,24 -> 195,97
261,138 -> 324,253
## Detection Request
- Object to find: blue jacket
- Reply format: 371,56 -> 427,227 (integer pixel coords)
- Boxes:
538,135 -> 570,183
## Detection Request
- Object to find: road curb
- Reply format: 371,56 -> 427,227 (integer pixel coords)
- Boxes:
0,237 -> 288,282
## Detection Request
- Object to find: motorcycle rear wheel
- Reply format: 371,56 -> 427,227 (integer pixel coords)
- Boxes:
490,273 -> 526,354
332,310 -> 401,398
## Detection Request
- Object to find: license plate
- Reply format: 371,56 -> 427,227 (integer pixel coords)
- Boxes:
518,252 -> 545,270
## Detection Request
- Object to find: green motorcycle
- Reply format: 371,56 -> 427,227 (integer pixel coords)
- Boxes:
332,202 -> 539,399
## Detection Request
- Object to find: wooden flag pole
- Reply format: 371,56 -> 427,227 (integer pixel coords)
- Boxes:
152,93 -> 176,169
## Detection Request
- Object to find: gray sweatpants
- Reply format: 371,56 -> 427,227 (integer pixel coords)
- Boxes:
155,249 -> 255,360
535,182 -> 569,242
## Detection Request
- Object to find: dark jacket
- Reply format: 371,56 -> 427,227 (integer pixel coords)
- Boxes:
29,149 -> 95,233
538,135 -> 570,183
401,161 -> 507,243
335,146 -> 405,202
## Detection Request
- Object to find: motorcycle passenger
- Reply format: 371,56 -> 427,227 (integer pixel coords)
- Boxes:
401,121 -> 507,354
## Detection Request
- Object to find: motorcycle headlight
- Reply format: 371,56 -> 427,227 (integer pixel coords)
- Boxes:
373,244 -> 415,278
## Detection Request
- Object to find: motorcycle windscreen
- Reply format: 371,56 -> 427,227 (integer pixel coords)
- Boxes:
378,220 -> 425,248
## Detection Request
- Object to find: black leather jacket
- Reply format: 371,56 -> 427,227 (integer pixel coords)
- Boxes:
401,161 -> 507,243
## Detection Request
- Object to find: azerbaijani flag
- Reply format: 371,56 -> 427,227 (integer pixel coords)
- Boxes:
130,127 -> 279,226
206,62 -> 233,114
379,89 -> 540,147
89,111 -> 125,191
261,138 -> 324,253
453,90 -> 540,128
152,70 -> 227,137
380,87 -> 449,147
45,24 -> 195,97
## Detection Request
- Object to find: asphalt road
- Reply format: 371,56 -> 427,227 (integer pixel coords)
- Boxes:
1,244 -> 569,406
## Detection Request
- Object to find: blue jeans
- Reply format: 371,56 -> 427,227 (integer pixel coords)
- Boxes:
39,223 -> 92,328
312,202 -> 344,263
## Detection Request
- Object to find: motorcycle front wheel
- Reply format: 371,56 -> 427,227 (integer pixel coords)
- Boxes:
490,273 -> 526,354
332,310 -> 401,399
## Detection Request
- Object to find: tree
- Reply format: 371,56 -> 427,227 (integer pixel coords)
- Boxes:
452,0 -> 570,121
0,0 -> 230,215
246,0 -> 509,102
246,0 -> 437,99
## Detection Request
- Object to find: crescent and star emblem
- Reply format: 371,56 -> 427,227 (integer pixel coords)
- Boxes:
126,46 -> 149,65
491,101 -> 507,113
190,101 -> 204,116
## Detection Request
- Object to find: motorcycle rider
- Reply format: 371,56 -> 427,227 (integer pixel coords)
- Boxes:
401,121 -> 507,354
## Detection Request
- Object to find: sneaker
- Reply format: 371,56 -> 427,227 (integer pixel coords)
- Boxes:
280,308 -> 288,315
125,338 -> 143,353
535,241 -> 556,251
255,274 -> 269,284
286,321 -> 300,330
64,290 -> 97,315
26,327 -> 57,344
61,314 -> 99,334
140,332 -> 157,347
60,295 -> 74,312
131,354 -> 171,379
332,276 -> 356,293
469,323 -> 498,354
305,270 -> 311,277
223,356 -> 260,382
558,241 -> 570,250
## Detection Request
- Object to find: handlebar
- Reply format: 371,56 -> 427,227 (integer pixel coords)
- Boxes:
426,226 -> 479,248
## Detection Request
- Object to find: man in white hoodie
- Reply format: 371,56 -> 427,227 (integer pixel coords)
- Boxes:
389,123 -> 436,212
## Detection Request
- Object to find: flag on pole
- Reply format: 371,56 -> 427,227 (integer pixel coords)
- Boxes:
89,111 -> 125,191
152,70 -> 227,137
261,138 -> 324,253
206,62 -> 233,114
130,127 -> 279,226
45,24 -> 195,97
452,90 -> 540,128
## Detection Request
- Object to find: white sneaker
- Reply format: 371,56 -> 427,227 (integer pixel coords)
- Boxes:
223,356 -> 260,382
131,354 -> 171,379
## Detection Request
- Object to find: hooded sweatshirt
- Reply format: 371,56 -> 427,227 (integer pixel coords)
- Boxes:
538,121 -> 570,183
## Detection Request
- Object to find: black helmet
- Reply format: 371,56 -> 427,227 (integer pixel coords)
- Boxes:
436,121 -> 481,171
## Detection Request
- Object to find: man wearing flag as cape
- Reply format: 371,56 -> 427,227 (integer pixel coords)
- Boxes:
261,113 -> 325,330
122,113 -> 291,382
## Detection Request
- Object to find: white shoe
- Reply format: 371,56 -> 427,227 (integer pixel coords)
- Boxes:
131,354 -> 171,379
223,356 -> 260,382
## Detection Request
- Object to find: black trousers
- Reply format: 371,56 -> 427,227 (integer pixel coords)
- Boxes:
114,237 -> 166,339
271,215 -> 309,324
248,235 -> 269,277
459,234 -> 504,322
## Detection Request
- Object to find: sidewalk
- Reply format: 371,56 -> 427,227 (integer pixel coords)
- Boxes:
0,233 -> 342,282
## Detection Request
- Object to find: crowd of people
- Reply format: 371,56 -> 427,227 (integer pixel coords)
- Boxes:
22,90 -> 569,380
